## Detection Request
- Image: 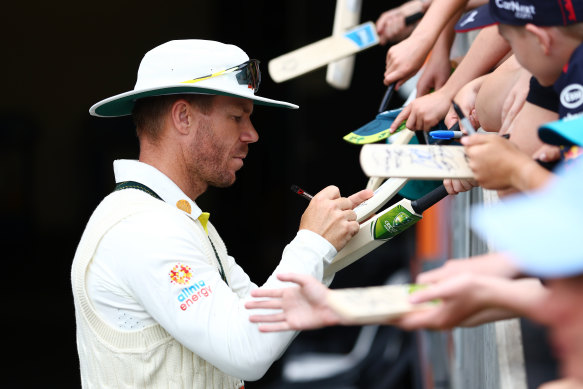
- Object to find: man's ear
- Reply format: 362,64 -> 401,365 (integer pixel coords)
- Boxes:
170,99 -> 194,135
525,23 -> 552,55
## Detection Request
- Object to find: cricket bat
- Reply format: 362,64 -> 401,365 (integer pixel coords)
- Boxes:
355,128 -> 415,222
326,0 -> 362,89
269,12 -> 424,84
325,184 -> 448,276
360,144 -> 475,179
269,21 -> 379,83
326,284 -> 436,323
365,83 -> 399,192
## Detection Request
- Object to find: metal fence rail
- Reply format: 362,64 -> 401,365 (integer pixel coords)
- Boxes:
420,188 -> 527,389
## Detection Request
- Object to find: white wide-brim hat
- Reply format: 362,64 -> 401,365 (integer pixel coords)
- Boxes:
90,40 -> 298,117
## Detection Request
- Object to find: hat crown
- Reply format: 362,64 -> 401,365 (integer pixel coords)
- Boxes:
490,0 -> 583,26
135,40 -> 252,95
89,39 -> 297,117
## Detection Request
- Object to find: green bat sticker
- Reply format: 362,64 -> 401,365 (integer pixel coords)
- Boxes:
407,284 -> 441,305
371,205 -> 421,240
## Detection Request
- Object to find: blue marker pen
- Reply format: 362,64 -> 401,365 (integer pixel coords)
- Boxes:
429,130 -> 464,140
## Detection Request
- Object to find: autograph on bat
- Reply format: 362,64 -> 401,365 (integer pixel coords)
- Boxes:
382,146 -> 466,172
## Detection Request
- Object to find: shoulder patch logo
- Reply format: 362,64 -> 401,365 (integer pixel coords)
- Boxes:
169,263 -> 193,285
561,84 -> 583,110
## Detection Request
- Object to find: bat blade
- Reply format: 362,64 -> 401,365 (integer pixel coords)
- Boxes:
325,197 -> 421,276
356,129 -> 415,218
268,21 -> 379,83
325,185 -> 448,276
326,284 -> 435,323
355,177 -> 408,222
326,0 -> 362,89
360,144 -> 475,179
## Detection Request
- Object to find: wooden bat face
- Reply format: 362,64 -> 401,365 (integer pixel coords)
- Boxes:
268,22 -> 379,83
360,144 -> 475,179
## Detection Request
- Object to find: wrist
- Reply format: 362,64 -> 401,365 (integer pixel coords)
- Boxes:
434,84 -> 457,101
322,291 -> 345,326
509,158 -> 551,192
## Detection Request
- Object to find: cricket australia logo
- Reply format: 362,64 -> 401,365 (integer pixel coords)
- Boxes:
560,84 -> 583,110
382,212 -> 409,234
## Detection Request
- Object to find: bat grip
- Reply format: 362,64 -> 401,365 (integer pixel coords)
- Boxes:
405,12 -> 424,25
376,14 -> 422,114
378,83 -> 395,113
410,184 -> 449,214
448,122 -> 460,132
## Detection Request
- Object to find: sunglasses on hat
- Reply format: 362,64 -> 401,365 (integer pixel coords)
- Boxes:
182,59 -> 261,92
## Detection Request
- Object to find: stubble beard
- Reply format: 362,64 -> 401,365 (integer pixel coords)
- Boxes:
190,118 -> 237,189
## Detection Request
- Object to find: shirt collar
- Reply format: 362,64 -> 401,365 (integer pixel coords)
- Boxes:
113,159 -> 204,224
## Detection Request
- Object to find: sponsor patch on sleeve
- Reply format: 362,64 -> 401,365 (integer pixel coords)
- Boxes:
168,263 -> 213,311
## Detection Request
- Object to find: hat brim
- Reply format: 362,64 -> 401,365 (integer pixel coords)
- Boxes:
90,84 -> 298,117
538,116 -> 583,147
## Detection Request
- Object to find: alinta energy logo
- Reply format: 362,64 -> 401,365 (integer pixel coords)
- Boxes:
169,263 -> 193,285
169,262 -> 214,311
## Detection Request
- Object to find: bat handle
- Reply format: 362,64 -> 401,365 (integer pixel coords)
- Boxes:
376,13 -> 422,114
411,184 -> 449,214
378,83 -> 395,113
405,12 -> 424,25
448,122 -> 460,132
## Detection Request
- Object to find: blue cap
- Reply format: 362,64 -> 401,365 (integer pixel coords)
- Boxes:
471,157 -> 583,278
489,0 -> 583,27
538,115 -> 583,147
455,4 -> 498,32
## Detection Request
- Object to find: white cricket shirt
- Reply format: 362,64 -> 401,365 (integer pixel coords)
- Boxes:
86,159 -> 337,380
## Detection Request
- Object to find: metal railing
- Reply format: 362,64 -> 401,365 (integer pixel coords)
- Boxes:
420,188 -> 527,389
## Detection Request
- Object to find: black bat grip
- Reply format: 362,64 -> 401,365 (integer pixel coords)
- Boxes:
405,12 -> 424,25
448,122 -> 460,132
377,12 -> 423,114
378,83 -> 395,113
410,184 -> 449,214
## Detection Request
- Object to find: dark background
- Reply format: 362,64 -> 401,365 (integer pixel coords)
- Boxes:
1,1 -> 418,387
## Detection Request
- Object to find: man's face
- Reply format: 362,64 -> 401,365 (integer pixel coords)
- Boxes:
187,95 -> 258,188
540,276 -> 583,380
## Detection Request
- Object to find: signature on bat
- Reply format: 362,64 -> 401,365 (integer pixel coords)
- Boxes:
381,146 -> 469,172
